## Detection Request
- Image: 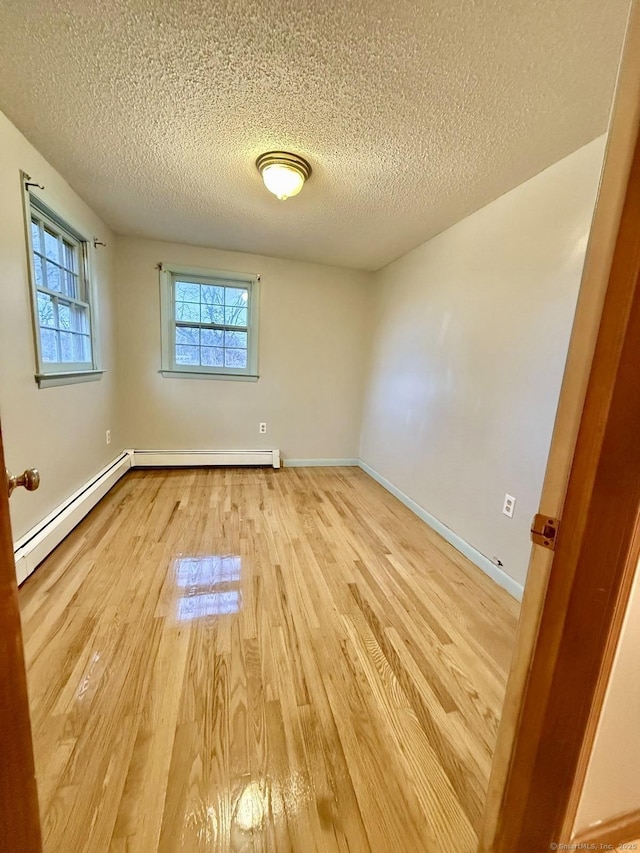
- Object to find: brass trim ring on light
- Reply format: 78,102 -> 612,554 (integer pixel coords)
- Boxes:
255,151 -> 312,182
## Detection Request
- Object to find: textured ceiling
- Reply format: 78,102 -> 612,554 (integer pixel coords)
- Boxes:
0,0 -> 630,270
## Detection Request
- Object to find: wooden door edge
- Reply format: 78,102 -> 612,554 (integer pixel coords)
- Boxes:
561,520 -> 640,838
495,121 -> 640,849
0,430 -> 42,852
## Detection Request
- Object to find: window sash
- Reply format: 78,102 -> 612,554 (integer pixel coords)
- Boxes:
36,291 -> 92,370
160,267 -> 259,378
175,321 -> 249,332
30,209 -> 86,302
26,194 -> 96,375
36,285 -> 90,311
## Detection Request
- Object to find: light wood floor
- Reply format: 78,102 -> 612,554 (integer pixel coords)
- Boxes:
19,467 -> 519,852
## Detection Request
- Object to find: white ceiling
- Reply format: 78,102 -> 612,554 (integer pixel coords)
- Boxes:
0,0 -> 630,270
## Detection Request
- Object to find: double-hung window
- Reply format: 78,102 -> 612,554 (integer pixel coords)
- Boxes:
26,193 -> 99,387
160,264 -> 259,379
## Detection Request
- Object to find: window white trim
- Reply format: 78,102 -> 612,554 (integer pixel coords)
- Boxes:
159,371 -> 258,382
159,263 -> 260,379
21,175 -> 101,386
35,369 -> 105,389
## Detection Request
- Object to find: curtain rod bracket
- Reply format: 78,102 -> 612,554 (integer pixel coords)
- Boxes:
23,174 -> 45,191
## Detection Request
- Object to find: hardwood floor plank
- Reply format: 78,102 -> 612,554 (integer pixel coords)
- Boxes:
341,613 -> 476,852
20,466 -> 519,851
110,619 -> 191,851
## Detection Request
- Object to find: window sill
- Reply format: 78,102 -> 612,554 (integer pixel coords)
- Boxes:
160,370 -> 259,382
35,369 -> 104,389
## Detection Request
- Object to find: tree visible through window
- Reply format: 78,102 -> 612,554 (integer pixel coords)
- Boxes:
160,266 -> 259,379
174,280 -> 249,369
27,194 -> 96,382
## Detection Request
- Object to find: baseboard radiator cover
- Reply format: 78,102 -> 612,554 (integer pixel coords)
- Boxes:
13,448 -> 281,584
132,449 -> 281,469
13,451 -> 133,585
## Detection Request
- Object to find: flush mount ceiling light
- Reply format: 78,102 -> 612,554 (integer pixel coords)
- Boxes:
256,151 -> 311,201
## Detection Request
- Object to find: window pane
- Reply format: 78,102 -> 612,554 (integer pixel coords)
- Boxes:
201,304 -> 225,325
46,262 -> 62,292
58,302 -> 71,330
224,306 -> 247,327
33,255 -> 44,287
40,328 -> 58,362
37,292 -> 55,327
201,347 -> 224,367
44,228 -> 59,261
225,287 -> 248,306
65,271 -> 79,299
224,330 -> 247,349
175,282 -> 200,303
201,328 -> 224,347
72,333 -> 83,362
75,306 -> 89,334
176,326 -> 199,345
224,348 -> 247,368
81,334 -> 92,361
201,285 -> 224,306
60,331 -> 73,362
72,333 -> 91,362
175,301 -> 200,322
31,220 -> 41,252
175,345 -> 200,365
63,241 -> 76,272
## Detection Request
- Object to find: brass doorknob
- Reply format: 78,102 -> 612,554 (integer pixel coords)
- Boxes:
6,468 -> 40,498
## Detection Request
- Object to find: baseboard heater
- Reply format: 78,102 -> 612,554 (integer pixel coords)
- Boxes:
13,447 -> 281,585
13,450 -> 133,585
132,449 -> 281,468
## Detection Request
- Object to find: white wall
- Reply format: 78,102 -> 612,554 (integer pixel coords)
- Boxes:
574,563 -> 640,834
360,137 -> 607,588
114,237 -> 371,461
0,101 -> 608,594
0,111 -> 119,540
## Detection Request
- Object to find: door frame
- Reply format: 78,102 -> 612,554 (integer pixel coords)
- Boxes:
481,1 -> 640,848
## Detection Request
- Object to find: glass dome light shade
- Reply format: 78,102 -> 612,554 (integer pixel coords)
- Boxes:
261,163 -> 305,200
256,151 -> 311,201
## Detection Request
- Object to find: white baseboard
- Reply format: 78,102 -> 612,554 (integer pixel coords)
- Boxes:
284,458 -> 359,467
13,447 -> 522,602
358,460 -> 524,601
13,448 -> 280,584
13,451 -> 133,585
133,449 -> 281,469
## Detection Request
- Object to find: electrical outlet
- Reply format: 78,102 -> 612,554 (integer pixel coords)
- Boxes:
106,429 -> 111,445
259,422 -> 267,434
502,494 -> 516,518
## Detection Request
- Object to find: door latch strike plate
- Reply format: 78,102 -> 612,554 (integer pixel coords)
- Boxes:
531,514 -> 559,550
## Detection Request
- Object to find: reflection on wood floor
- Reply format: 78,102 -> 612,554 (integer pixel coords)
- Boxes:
19,467 -> 519,852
